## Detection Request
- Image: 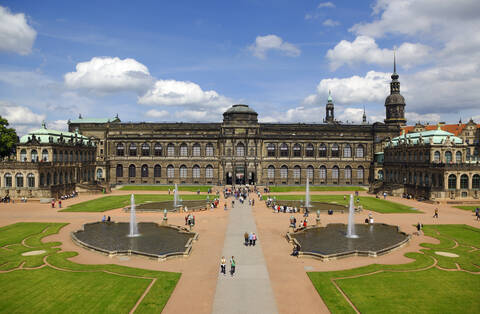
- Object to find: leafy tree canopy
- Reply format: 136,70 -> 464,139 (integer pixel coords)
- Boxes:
0,116 -> 18,159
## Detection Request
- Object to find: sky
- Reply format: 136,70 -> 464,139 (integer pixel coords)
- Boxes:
0,0 -> 479,135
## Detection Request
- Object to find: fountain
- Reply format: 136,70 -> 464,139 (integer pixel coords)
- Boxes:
174,184 -> 179,208
305,175 -> 311,209
128,194 -> 140,237
346,194 -> 358,238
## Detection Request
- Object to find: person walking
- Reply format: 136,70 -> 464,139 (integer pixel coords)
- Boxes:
230,256 -> 236,276
475,207 -> 479,221
244,232 -> 249,246
220,256 -> 226,275
58,200 -> 62,208
252,232 -> 257,246
248,232 -> 253,246
433,208 -> 439,218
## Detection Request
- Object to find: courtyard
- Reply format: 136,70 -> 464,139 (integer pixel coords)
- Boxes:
0,186 -> 478,313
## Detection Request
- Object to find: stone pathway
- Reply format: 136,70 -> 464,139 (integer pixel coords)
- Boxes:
212,197 -> 278,314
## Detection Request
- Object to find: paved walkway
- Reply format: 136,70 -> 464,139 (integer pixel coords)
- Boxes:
212,197 -> 278,314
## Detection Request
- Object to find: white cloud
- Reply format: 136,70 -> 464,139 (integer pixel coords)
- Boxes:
145,109 -> 169,119
315,71 -> 390,104
138,79 -> 232,110
174,110 -> 213,121
0,101 -> 45,124
326,36 -> 430,70
405,112 -> 440,123
318,2 -> 335,9
337,108 -> 365,123
0,6 -> 36,55
46,119 -> 68,132
323,19 -> 340,27
249,35 -> 301,59
64,57 -> 153,93
260,106 -> 324,123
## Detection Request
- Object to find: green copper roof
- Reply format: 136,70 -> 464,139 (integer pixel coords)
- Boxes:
327,90 -> 333,103
390,129 -> 463,146
19,124 -> 91,145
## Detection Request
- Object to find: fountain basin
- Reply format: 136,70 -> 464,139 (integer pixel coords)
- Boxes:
127,200 -> 208,212
72,222 -> 197,260
287,223 -> 410,260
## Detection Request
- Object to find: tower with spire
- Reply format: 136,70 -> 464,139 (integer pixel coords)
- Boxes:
325,90 -> 335,123
384,51 -> 406,126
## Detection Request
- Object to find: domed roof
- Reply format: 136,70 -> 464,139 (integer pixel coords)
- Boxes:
224,104 -> 258,115
385,93 -> 405,105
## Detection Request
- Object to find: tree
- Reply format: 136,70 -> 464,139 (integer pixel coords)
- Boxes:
0,116 -> 18,159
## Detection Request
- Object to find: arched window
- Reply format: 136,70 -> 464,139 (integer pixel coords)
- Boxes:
53,149 -> 58,162
206,143 -> 214,157
445,151 -> 452,163
96,168 -> 103,179
293,165 -> 301,179
425,174 -> 429,186
356,145 -> 364,158
180,165 -> 187,178
70,151 -> 73,162
31,150 -> 38,162
345,166 -> 352,179
193,165 -> 200,178
16,173 -> 24,187
116,165 -> 123,177
432,174 -> 437,187
319,166 -> 327,180
59,171 -> 63,184
448,174 -> 456,190
42,149 -> 49,162
343,145 -> 352,158
267,144 -> 276,157
46,173 -> 51,186
319,143 -> 327,157
40,173 -> 45,186
154,165 -> 161,177
193,143 -> 201,157
280,165 -> 288,179
332,166 -> 339,179
128,164 -> 136,177
460,174 -> 469,189
280,143 -> 289,157
206,165 -> 214,178
141,164 -> 148,177
141,143 -> 150,156
307,166 -> 314,180
466,148 -> 471,161
116,143 -> 125,156
27,173 -> 35,187
455,151 -> 462,163
75,151 -> 78,162
129,143 -> 137,156
20,149 -> 27,162
357,166 -> 364,180
4,173 -> 12,187
434,151 -> 440,162
293,144 -> 301,157
267,166 -> 275,179
154,143 -> 162,156
167,165 -> 174,178
236,143 -> 245,156
167,143 -> 175,157
306,144 -> 314,157
180,144 -> 188,157
378,170 -> 384,181
331,144 -> 339,157
473,174 -> 480,189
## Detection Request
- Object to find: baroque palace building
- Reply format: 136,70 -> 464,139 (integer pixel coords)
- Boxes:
68,66 -> 406,187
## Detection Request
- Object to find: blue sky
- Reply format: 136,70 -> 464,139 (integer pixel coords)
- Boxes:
0,0 -> 479,134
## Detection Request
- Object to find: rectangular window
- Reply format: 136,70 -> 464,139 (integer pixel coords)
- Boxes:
193,146 -> 201,157
206,145 -> 214,156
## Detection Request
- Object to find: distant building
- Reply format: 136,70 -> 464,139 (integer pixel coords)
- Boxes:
0,123 -> 96,199
383,126 -> 480,200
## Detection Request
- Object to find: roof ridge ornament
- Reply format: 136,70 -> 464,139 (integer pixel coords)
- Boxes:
41,121 -> 47,129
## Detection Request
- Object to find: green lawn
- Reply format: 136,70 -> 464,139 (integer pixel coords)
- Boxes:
0,222 -> 180,314
454,205 -> 480,212
119,185 -> 212,192
268,186 -> 367,192
308,224 -> 480,313
264,194 -> 418,213
61,194 -> 206,212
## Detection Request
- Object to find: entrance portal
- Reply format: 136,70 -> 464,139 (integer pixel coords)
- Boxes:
235,166 -> 245,185
248,172 -> 255,185
226,172 -> 232,185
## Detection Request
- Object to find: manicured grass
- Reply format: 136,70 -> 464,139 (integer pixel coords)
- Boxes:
119,185 -> 212,192
308,224 -> 480,313
268,186 -> 367,192
60,194 -> 206,212
0,222 -> 180,313
454,205 -> 480,212
264,194 -> 418,213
